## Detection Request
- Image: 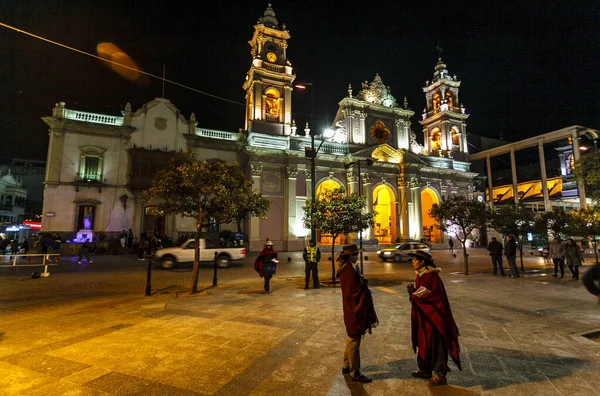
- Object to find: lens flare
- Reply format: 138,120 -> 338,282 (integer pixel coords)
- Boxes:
96,42 -> 149,86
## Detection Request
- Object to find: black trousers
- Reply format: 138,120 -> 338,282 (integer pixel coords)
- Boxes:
553,258 -> 565,276
305,262 -> 320,287
491,255 -> 505,275
263,268 -> 274,291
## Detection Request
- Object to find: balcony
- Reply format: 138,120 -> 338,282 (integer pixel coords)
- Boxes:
0,204 -> 13,211
74,173 -> 105,192
64,109 -> 124,126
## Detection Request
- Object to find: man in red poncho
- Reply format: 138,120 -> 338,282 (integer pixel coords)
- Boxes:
254,239 -> 278,292
407,250 -> 461,386
337,244 -> 379,383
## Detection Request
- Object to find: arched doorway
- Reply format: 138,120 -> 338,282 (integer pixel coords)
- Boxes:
373,184 -> 396,244
420,188 -> 440,244
143,206 -> 165,237
315,179 -> 343,245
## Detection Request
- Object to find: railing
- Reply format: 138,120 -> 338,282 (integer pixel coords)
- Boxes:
195,128 -> 239,141
262,63 -> 285,73
0,253 -> 61,277
423,106 -> 465,118
64,109 -> 124,126
265,114 -> 280,122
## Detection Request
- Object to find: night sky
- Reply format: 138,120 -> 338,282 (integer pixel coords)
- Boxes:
2,0 -> 599,161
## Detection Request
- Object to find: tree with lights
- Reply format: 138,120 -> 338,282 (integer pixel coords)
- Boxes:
534,209 -> 572,241
489,203 -> 536,271
569,207 -> 600,265
429,195 -> 490,276
303,187 -> 374,284
144,149 -> 265,294
573,149 -> 600,203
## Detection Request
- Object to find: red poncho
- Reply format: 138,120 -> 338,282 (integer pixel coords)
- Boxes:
410,266 -> 461,371
339,262 -> 379,336
253,247 -> 278,278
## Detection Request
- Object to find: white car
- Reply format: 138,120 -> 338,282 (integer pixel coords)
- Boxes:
377,242 -> 430,262
152,238 -> 246,269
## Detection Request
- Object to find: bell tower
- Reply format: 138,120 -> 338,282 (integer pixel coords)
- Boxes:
419,57 -> 469,157
243,3 -> 296,135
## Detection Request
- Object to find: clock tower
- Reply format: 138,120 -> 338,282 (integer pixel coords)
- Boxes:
243,3 -> 296,135
419,57 -> 469,160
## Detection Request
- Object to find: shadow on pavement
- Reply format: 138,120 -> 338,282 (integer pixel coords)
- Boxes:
363,348 -> 590,391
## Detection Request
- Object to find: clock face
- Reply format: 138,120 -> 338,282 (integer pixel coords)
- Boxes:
266,52 -> 277,62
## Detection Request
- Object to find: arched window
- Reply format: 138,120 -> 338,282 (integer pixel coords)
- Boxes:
432,93 -> 441,110
567,155 -> 575,174
445,92 -> 453,107
430,128 -> 441,151
264,88 -> 280,116
451,126 -> 460,148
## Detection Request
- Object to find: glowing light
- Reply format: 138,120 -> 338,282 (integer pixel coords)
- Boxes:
96,42 -> 149,86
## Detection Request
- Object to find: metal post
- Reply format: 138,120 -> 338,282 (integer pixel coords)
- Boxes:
311,132 -> 316,242
358,160 -> 364,275
212,251 -> 218,287
145,258 -> 152,296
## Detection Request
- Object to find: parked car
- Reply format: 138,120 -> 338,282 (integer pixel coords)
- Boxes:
152,238 -> 246,269
377,242 -> 430,262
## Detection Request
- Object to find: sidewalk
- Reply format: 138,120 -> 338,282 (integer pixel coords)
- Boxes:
0,253 -> 599,395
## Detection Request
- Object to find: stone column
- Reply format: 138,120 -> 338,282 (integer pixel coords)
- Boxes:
510,147 -> 519,203
357,112 -> 367,144
571,130 -> 587,209
250,164 -> 263,246
363,174 -> 375,241
486,153 -> 494,207
538,139 -> 552,212
410,178 -> 422,240
305,169 -> 313,201
398,166 -> 410,241
283,167 -> 298,250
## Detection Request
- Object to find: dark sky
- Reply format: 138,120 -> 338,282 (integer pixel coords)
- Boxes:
2,0 -> 599,161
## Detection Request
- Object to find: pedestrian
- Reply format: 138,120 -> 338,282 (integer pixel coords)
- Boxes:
20,238 -> 30,254
406,250 -> 461,386
486,237 -> 505,276
127,228 -> 134,249
504,234 -> 519,278
337,244 -> 378,383
120,230 -> 127,248
253,239 -> 278,292
302,239 -> 321,289
448,238 -> 454,253
138,234 -> 147,260
10,240 -> 18,255
565,238 -> 584,280
77,239 -> 93,264
549,238 -> 567,278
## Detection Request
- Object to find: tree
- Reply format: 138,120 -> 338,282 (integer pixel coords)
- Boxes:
534,209 -> 571,240
143,150 -> 256,294
302,187 -> 374,284
573,149 -> 600,203
232,191 -> 270,234
429,195 -> 490,276
569,206 -> 600,264
489,203 -> 535,271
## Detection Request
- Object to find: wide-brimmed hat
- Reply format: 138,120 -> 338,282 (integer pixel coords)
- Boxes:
407,250 -> 434,263
265,240 -> 274,246
337,244 -> 364,260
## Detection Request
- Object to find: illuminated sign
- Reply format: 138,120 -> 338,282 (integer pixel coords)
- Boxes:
22,221 -> 42,230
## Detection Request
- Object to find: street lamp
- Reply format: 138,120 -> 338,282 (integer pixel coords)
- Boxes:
344,158 -> 374,274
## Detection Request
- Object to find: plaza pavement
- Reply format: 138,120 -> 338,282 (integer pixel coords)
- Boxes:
0,248 -> 599,395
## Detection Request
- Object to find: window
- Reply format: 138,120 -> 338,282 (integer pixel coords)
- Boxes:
430,128 -> 441,151
432,93 -> 441,110
445,92 -> 453,107
78,146 -> 106,182
451,126 -> 460,147
264,88 -> 280,115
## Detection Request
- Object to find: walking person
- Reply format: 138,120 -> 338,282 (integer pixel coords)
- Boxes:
302,239 -> 321,289
253,239 -> 278,292
406,250 -> 461,386
486,237 -> 505,276
565,238 -> 584,280
127,228 -> 134,249
137,234 -> 147,260
77,239 -> 93,264
549,238 -> 566,278
448,238 -> 454,253
337,244 -> 378,383
119,230 -> 127,248
504,234 -> 519,278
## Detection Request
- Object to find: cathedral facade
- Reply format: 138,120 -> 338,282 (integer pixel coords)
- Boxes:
40,4 -> 481,251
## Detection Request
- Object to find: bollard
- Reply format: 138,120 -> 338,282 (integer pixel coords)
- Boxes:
212,251 -> 218,287
145,258 -> 152,296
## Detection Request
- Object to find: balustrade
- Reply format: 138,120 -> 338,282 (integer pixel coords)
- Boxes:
64,109 -> 124,125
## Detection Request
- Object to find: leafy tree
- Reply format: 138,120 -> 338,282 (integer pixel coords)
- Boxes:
144,150 -> 256,294
534,209 -> 571,240
429,195 -> 490,275
569,207 -> 600,264
303,187 -> 375,284
573,149 -> 600,203
489,203 -> 536,271
232,191 -> 270,234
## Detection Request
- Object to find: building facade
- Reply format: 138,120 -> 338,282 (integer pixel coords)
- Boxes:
41,4 -> 480,250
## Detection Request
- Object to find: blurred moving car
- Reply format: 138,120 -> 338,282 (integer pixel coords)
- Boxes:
152,238 -> 246,269
377,242 -> 430,262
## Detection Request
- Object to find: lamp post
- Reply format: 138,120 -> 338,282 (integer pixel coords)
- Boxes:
344,158 -> 374,275
296,82 -> 316,241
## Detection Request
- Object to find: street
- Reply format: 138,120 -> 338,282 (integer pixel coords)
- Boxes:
0,247 -> 599,395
